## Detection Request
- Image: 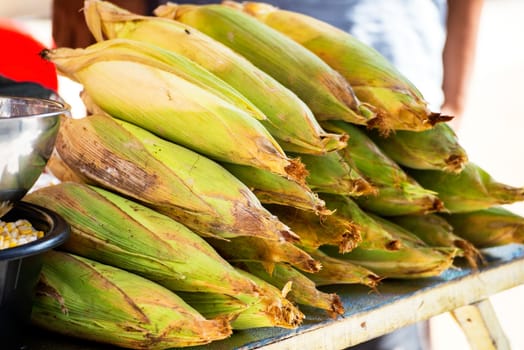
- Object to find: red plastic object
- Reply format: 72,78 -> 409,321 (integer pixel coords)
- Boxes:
0,19 -> 58,92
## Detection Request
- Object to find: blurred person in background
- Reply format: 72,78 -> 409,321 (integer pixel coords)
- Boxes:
52,0 -> 483,349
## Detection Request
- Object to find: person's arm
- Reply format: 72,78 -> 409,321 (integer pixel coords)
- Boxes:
52,0 -> 148,48
441,0 -> 484,126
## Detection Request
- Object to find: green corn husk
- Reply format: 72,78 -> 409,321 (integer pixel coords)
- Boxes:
83,0 -> 348,155
367,123 -> 468,173
409,162 -> 524,213
238,261 -> 345,317
301,248 -> 381,288
367,213 -> 433,248
206,236 -> 321,274
321,194 -> 401,251
325,214 -> 458,278
323,121 -> 444,216
32,251 -> 231,349
42,39 -> 307,182
320,195 -> 458,278
174,292 -> 248,321
56,114 -> 299,243
444,207 -> 524,248
222,163 -> 329,215
179,268 -> 305,330
295,151 -> 376,196
322,243 -> 457,279
155,3 -> 377,125
234,1 -> 452,132
266,204 -> 362,253
390,214 -> 483,268
24,182 -> 267,304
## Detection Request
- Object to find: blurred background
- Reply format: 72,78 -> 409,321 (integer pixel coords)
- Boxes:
432,0 -> 524,349
1,0 -> 523,349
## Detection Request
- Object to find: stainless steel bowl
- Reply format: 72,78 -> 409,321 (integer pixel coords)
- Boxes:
0,96 -> 69,215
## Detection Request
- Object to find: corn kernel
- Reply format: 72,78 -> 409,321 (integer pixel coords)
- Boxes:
0,218 -> 44,250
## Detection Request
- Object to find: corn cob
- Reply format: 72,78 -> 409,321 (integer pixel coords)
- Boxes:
48,38 -> 265,122
206,236 -> 321,274
155,3 -> 377,125
323,121 -> 444,216
322,243 -> 457,279
222,163 -> 330,215
367,213 -> 432,248
178,268 -> 305,330
390,214 -> 483,268
56,113 -> 298,243
332,214 -> 458,278
233,268 -> 304,329
367,123 -> 468,173
32,251 -> 231,349
320,212 -> 458,279
238,261 -> 345,317
25,182 -> 267,305
409,162 -> 524,213
444,207 -> 524,248
42,39 -> 306,182
301,248 -> 381,289
296,151 -> 376,197
321,194 -> 401,251
320,194 -> 457,278
265,204 -> 361,253
83,0 -> 348,155
174,292 -> 248,324
234,1 -> 452,132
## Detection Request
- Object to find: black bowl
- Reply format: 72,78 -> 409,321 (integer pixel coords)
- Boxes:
0,201 -> 70,349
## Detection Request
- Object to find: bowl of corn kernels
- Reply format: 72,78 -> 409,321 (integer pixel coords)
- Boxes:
0,201 -> 70,349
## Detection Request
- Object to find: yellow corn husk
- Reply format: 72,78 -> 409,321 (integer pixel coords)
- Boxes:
235,1 -> 452,132
301,248 -> 381,288
367,123 -> 468,173
56,113 -> 298,243
323,121 -> 444,216
83,0 -> 347,155
321,194 -> 402,251
32,251 -> 231,350
266,204 -> 361,253
178,269 -> 305,330
409,162 -> 524,213
155,3 -> 377,125
390,214 -> 483,268
222,163 -> 330,215
444,207 -> 524,248
296,151 -> 376,197
42,39 -> 306,182
49,38 -> 265,122
206,236 -> 321,274
24,182 -> 267,304
238,261 -> 345,317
